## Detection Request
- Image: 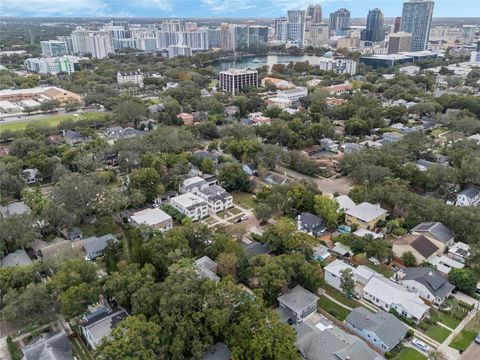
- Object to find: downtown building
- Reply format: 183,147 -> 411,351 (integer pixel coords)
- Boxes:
41,40 -> 69,57
25,56 -> 81,75
274,17 -> 288,41
219,68 -> 258,95
388,32 -> 412,54
362,8 -> 385,42
400,0 -> 434,51
329,8 -> 351,34
317,58 -> 357,75
287,10 -> 307,44
168,44 -> 192,58
89,31 -> 113,59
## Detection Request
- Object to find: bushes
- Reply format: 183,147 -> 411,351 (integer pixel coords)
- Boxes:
389,308 -> 417,326
161,204 -> 186,222
7,336 -> 22,360
384,343 -> 403,359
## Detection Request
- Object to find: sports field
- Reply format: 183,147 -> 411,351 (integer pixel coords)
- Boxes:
0,112 -> 105,132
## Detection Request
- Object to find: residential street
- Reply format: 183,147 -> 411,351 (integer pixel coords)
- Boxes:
461,341 -> 480,360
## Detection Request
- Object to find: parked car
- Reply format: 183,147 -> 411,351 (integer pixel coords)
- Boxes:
241,215 -> 249,221
412,339 -> 429,352
475,334 -> 480,344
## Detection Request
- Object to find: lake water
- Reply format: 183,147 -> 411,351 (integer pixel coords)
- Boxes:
212,54 -> 329,71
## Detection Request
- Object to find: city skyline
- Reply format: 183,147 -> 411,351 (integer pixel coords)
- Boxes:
2,0 -> 479,18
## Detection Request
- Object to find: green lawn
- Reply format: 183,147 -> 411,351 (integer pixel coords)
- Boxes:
431,127 -> 448,136
436,311 -> 463,329
318,296 -> 350,321
77,216 -> 123,237
233,192 -> 256,209
425,325 -> 451,343
392,347 -> 427,360
364,262 -> 394,278
323,284 -> 362,309
0,111 -> 104,132
449,329 -> 477,351
209,79 -> 218,87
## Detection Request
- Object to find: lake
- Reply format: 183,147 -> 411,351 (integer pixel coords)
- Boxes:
212,54 -> 330,71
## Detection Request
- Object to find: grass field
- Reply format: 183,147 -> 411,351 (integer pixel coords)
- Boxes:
318,296 -> 350,321
0,111 -> 105,132
323,284 -> 361,309
392,347 -> 426,360
449,329 -> 477,351
233,192 -> 256,209
436,310 -> 463,329
425,325 -> 451,343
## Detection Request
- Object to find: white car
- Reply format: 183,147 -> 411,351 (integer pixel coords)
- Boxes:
241,215 -> 249,221
412,339 -> 429,352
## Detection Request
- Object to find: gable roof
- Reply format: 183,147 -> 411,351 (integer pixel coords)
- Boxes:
1,249 -> 33,268
22,330 -> 73,360
345,202 -> 387,223
299,212 -> 326,233
334,195 -> 356,211
81,307 -> 128,345
324,259 -> 354,277
412,222 -> 454,244
83,234 -> 118,255
346,307 -> 408,349
243,241 -> 271,257
363,276 -> 428,320
403,267 -> 455,298
277,285 -> 319,313
395,234 -> 439,259
458,186 -> 480,200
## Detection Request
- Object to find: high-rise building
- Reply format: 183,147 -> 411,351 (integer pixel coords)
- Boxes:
57,36 -> 73,54
400,0 -> 434,51
248,26 -> 268,48
218,68 -> 258,95
168,44 -> 192,58
394,17 -> 402,33
387,32 -> 412,54
162,20 -> 182,32
462,25 -> 476,45
182,30 -> 209,50
25,56 -> 80,74
156,31 -> 181,50
307,4 -> 322,24
71,27 -> 92,54
138,38 -> 157,52
41,40 -> 68,57
329,8 -> 351,32
287,10 -> 306,44
115,38 -> 139,50
220,23 -> 232,50
470,42 -> 480,63
102,23 -> 126,40
362,9 -> 385,42
307,23 -> 329,46
184,22 -> 198,32
275,17 -> 288,41
234,25 -> 249,50
208,28 -> 221,48
89,31 -> 113,59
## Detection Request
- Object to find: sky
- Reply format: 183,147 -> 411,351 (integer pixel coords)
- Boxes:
2,0 -> 479,18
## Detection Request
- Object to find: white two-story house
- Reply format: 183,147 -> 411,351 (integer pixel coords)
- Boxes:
170,193 -> 208,221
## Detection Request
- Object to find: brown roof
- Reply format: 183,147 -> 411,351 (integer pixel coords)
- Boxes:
395,234 -> 439,259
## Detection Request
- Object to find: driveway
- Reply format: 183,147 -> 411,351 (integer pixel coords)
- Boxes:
275,166 -> 352,195
461,341 -> 480,360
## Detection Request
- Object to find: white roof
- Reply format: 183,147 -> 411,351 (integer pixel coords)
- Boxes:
335,195 -> 356,211
448,242 -> 470,258
324,259 -> 354,277
182,176 -> 207,188
355,265 -> 379,281
428,255 -> 464,274
131,208 -> 172,226
0,100 -> 18,110
363,276 -> 428,320
345,202 -> 387,223
20,99 -> 41,107
353,229 -> 383,239
171,192 -> 206,208
468,134 -> 480,142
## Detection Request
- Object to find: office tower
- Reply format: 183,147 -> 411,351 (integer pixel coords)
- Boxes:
218,68 -> 258,95
387,32 -> 412,54
463,25 -> 476,45
248,26 -> 268,48
182,30 -> 209,50
71,27 -> 92,54
307,4 -> 322,24
41,40 -> 68,57
275,17 -> 288,41
362,8 -> 385,42
89,31 -> 113,59
329,8 -> 351,32
234,25 -> 249,50
208,28 -> 221,48
394,17 -> 402,33
57,36 -> 73,54
400,0 -> 434,51
168,44 -> 192,58
308,23 -> 329,46
287,10 -> 306,43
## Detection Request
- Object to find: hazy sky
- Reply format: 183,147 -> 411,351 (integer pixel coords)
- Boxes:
2,0 -> 479,18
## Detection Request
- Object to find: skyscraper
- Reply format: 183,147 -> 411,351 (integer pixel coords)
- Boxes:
394,17 -> 402,33
362,8 -> 385,42
307,4 -> 322,24
400,0 -> 434,52
71,27 -> 92,54
275,17 -> 288,41
462,25 -> 476,45
208,28 -> 221,48
248,26 -> 268,48
329,8 -> 351,32
41,40 -> 68,57
287,10 -> 306,44
89,31 -> 113,59
387,32 -> 412,54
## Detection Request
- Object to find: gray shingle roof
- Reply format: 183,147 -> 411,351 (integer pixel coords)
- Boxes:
299,212 -> 326,233
403,267 -> 455,298
346,307 -> 407,349
277,285 -> 319,313
1,249 -> 33,268
201,342 -> 231,360
22,330 -> 73,360
83,234 -> 118,255
412,222 -> 454,244
458,186 -> 480,200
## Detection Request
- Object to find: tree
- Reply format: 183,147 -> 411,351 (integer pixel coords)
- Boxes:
0,213 -> 40,254
200,157 -> 215,174
218,162 -> 250,192
216,252 -> 239,279
448,268 -> 476,295
1,283 -> 56,326
402,251 -> 417,267
340,268 -> 355,298
51,259 -> 98,292
95,315 -> 163,360
21,187 -> 48,215
254,202 -> 275,224
130,167 -> 163,202
113,98 -> 147,127
314,195 -> 338,229
59,283 -> 100,319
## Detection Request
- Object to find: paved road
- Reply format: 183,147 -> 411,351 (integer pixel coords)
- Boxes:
275,166 -> 352,195
461,341 -> 479,360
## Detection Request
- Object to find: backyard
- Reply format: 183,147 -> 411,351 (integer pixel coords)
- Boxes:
232,192 -> 256,209
317,296 -> 350,321
323,284 -> 362,309
392,347 -> 426,360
